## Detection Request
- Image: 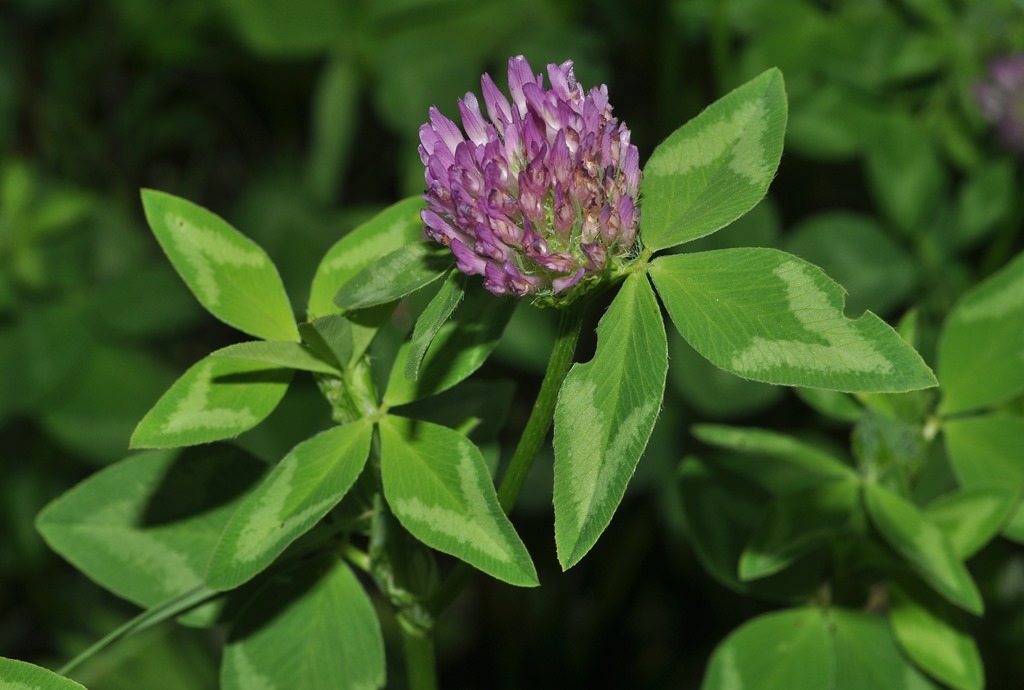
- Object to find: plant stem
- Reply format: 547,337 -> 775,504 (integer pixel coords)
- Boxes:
431,303 -> 587,612
400,622 -> 438,690
496,303 -> 587,511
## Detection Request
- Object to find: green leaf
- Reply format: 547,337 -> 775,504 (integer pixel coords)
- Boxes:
334,240 -> 452,311
36,446 -> 265,627
863,483 -> 982,614
306,55 -> 359,202
140,189 -> 298,341
39,345 -> 175,464
379,415 -> 537,586
306,196 -> 424,319
938,251 -> 1024,414
553,274 -> 667,569
650,248 -> 937,392
693,424 -> 856,491
669,330 -> 784,419
925,486 -> 1019,559
740,480 -> 858,580
221,556 -> 384,690
212,340 -> 340,375
701,608 -> 831,690
828,608 -> 940,690
406,270 -> 465,381
384,286 -> 514,407
865,113 -> 946,234
678,456 -> 825,600
890,579 -> 984,690
0,658 -> 87,690
956,160 -> 1014,248
299,314 -> 353,369
206,421 -> 372,591
220,0 -> 348,57
130,356 -> 292,449
794,387 -> 863,423
785,212 -> 917,316
641,68 -> 787,251
944,415 -> 1024,542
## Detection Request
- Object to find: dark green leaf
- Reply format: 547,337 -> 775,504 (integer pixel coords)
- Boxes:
406,270 -> 465,381
212,340 -> 340,375
335,241 -> 452,311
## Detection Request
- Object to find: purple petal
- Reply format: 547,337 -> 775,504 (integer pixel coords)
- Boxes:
450,237 -> 489,276
507,55 -> 538,118
552,267 -> 586,293
458,92 -> 489,146
429,106 -> 465,155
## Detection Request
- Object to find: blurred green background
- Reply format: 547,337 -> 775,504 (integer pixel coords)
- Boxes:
3,0 -> 1024,687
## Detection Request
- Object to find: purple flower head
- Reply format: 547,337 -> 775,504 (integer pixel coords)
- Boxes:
974,54 -> 1024,153
419,56 -> 641,306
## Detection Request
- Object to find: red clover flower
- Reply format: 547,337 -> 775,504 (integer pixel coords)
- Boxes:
418,55 -> 641,306
974,54 -> 1024,154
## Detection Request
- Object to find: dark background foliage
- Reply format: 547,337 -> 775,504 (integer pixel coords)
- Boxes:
2,0 -> 1023,687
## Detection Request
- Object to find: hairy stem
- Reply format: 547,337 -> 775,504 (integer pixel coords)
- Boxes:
496,304 -> 587,510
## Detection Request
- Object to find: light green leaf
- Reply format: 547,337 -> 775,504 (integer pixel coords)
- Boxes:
890,579 -> 984,690
553,274 -> 667,569
307,196 -> 424,319
944,415 -> 1024,542
925,486 -> 1019,559
701,608 -> 831,690
863,483 -> 982,614
335,241 -> 452,311
140,189 -> 298,341
36,446 -> 265,627
379,415 -> 537,586
406,270 -> 465,381
938,251 -> 1024,414
641,68 -> 787,251
221,556 -> 384,690
740,480 -> 858,580
130,356 -> 292,449
692,424 -> 856,491
785,212 -> 917,316
212,340 -> 340,375
0,658 -> 87,690
827,609 -> 940,690
206,421 -> 372,591
384,286 -> 513,407
650,248 -> 937,392
865,112 -> 946,234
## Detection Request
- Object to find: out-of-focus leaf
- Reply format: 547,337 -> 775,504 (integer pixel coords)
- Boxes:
926,486 -> 1019,559
938,252 -> 1024,414
863,483 -> 982,614
220,0 -> 350,57
828,608 -> 940,690
701,608 -> 831,690
890,579 -> 984,690
785,213 -> 917,316
307,55 -> 359,202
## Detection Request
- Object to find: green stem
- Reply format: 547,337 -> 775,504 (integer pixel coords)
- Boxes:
431,303 -> 587,612
496,303 -> 587,511
400,622 -> 438,690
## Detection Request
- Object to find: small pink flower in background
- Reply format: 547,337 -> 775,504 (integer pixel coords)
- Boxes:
974,54 -> 1024,153
418,55 -> 641,305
